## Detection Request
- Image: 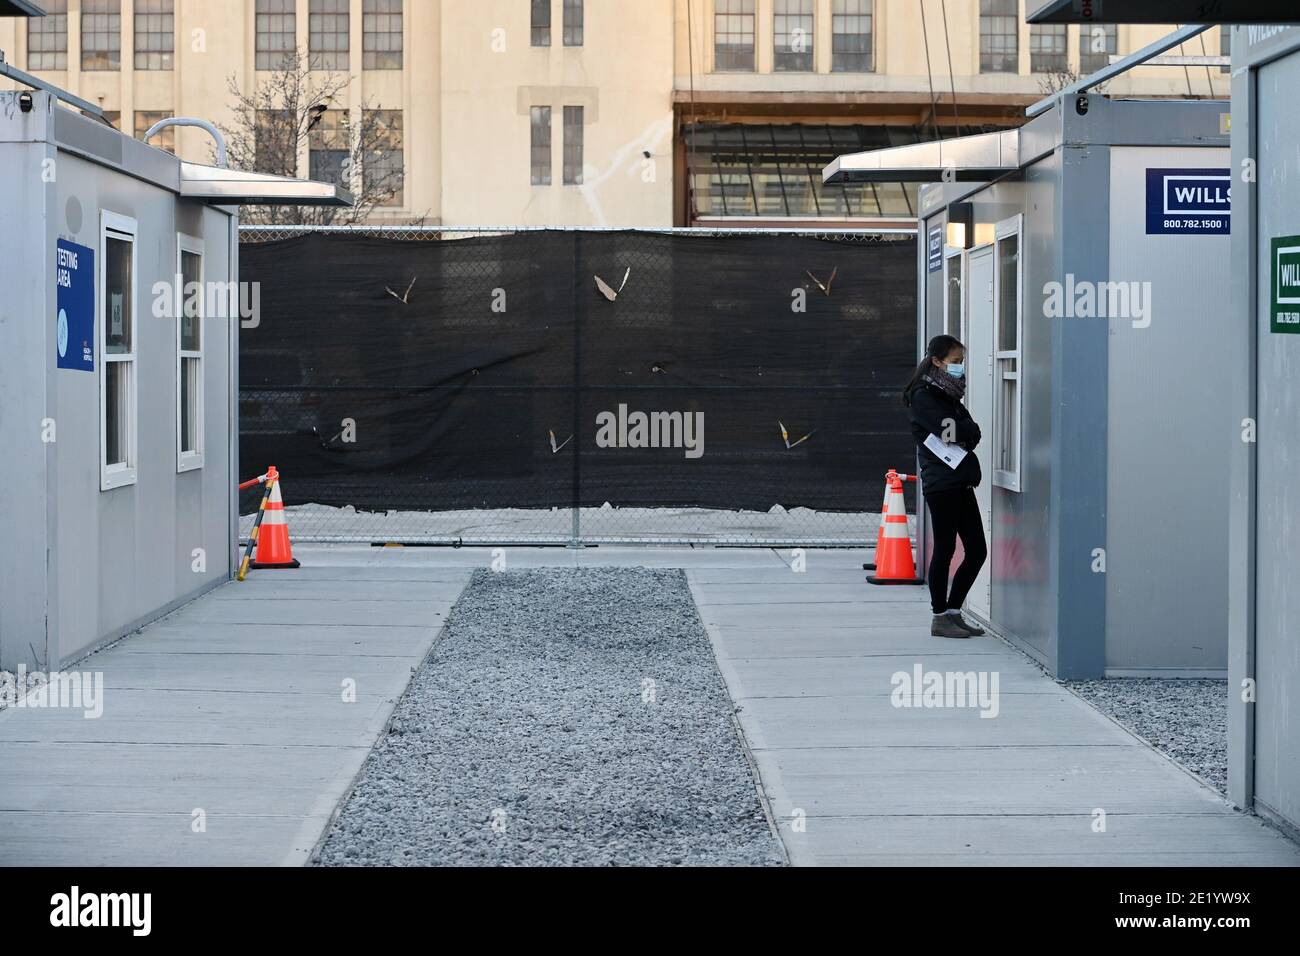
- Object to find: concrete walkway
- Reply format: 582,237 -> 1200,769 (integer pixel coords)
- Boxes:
3,544 -> 1296,866
687,551 -> 1300,866
0,550 -> 467,866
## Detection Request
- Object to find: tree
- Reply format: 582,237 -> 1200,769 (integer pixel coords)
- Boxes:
217,48 -> 420,225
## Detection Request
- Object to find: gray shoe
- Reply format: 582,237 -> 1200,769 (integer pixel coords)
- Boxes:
931,614 -> 972,639
952,615 -> 986,636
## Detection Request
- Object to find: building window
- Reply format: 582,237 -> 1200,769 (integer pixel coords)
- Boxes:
532,0 -> 551,47
135,111 -> 174,153
774,0 -> 814,72
310,0 -> 350,70
1030,24 -> 1067,73
256,0 -> 295,70
101,212 -> 137,491
831,0 -> 873,73
363,0 -> 403,69
714,0 -> 755,72
993,216 -> 1022,491
27,0 -> 67,71
134,0 -> 174,70
530,106 -> 552,185
980,0 -> 1018,74
256,109 -> 296,175
82,0 -> 122,71
177,237 -> 204,472
563,0 -> 583,47
365,109 -> 404,206
563,105 -> 583,185
685,123 -> 920,221
1078,23 -> 1116,74
309,109 -> 351,188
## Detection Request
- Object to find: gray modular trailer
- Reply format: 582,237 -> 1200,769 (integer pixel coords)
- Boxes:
0,90 -> 346,670
1227,24 -> 1300,841
828,96 -> 1232,680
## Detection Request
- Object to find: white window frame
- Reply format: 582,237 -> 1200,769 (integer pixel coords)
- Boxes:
992,213 -> 1023,492
943,244 -> 963,338
176,233 -> 205,473
99,210 -> 138,491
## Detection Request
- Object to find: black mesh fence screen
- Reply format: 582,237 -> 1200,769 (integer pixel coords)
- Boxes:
238,228 -> 917,545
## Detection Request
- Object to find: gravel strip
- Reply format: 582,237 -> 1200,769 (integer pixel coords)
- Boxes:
1066,679 -> 1228,794
315,567 -> 785,866
0,669 -> 48,713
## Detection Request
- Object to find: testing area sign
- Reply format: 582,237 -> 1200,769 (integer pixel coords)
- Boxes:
56,239 -> 95,371
1271,236 -> 1300,334
1145,168 -> 1231,235
927,225 -> 943,273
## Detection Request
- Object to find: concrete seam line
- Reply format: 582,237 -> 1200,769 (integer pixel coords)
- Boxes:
685,570 -> 792,866
293,575 -> 472,867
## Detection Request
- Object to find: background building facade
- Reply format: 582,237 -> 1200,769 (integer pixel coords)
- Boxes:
0,1 -> 1231,226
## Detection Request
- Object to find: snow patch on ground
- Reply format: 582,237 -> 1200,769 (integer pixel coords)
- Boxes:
243,503 -> 911,545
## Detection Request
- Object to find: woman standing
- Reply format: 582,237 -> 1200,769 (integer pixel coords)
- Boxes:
903,335 -> 988,639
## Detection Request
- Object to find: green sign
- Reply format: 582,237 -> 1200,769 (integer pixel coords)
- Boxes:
1272,235 -> 1300,334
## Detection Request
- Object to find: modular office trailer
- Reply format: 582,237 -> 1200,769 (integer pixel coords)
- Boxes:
1227,24 -> 1300,840
828,96 -> 1232,680
0,90 -> 346,671
0,93 -> 237,671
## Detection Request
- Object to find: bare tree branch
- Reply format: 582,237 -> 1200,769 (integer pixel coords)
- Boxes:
215,48 -> 425,226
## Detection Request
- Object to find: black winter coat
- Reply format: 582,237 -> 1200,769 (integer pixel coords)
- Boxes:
907,381 -> 983,494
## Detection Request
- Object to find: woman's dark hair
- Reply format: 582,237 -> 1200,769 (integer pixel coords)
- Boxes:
902,334 -> 964,406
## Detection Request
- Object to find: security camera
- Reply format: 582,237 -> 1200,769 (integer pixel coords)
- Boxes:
18,91 -> 33,113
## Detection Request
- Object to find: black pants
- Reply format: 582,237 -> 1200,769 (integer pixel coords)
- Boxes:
924,487 -> 988,616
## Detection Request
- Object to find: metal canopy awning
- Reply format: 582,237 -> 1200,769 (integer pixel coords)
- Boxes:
179,162 -> 352,206
823,129 -> 1019,185
1028,0 -> 1300,23
0,0 -> 48,16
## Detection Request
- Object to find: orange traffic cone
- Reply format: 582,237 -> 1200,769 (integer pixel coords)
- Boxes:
251,465 -> 300,569
867,471 -> 923,585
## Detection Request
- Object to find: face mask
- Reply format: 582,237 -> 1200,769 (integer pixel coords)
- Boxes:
945,363 -> 965,379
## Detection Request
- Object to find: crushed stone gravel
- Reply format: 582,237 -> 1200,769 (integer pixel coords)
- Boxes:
315,567 -> 785,866
0,669 -> 48,712
1065,679 -> 1228,794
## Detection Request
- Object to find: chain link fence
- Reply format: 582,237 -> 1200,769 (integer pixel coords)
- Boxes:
238,225 -> 918,547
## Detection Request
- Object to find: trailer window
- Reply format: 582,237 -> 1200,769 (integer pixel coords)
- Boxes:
101,213 -> 137,491
177,237 -> 204,473
993,215 -> 1022,492
945,247 -> 963,338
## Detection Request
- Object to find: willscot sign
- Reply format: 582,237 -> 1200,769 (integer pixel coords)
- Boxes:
1145,167 -> 1231,235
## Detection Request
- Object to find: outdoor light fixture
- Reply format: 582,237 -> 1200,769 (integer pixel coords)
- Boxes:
947,202 -> 974,249
18,90 -> 32,112
946,202 -> 996,249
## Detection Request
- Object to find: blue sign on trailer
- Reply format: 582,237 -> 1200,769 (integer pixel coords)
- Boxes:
927,225 -> 943,273
56,238 -> 94,372
1145,167 -> 1232,235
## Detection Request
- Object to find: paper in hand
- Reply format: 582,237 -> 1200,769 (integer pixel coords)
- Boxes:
924,433 -> 968,470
